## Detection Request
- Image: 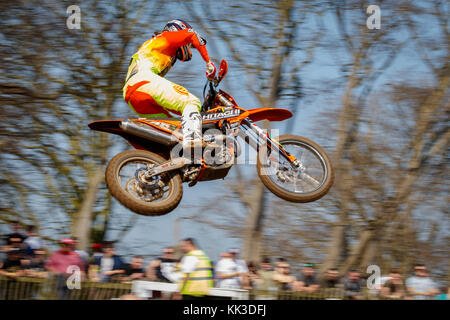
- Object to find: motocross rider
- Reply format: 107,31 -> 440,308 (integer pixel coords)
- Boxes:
123,19 -> 216,157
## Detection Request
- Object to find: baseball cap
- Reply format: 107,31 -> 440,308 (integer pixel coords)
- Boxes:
92,243 -> 103,250
229,248 -> 240,254
60,238 -> 75,245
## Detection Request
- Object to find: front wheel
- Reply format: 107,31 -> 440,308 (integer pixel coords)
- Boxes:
105,150 -> 183,216
257,134 -> 334,203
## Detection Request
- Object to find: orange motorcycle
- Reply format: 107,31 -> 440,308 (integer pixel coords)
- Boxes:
88,60 -> 334,216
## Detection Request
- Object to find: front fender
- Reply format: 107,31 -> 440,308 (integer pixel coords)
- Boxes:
245,108 -> 293,122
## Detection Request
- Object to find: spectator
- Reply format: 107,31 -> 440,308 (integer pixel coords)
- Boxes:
45,239 -> 85,275
295,263 -> 319,293
215,251 -> 242,289
91,243 -> 104,259
23,225 -> 43,256
146,246 -> 178,282
273,260 -> 296,291
5,222 -> 26,248
92,242 -> 125,282
275,257 -> 286,269
434,286 -> 449,300
178,238 -> 213,300
380,268 -> 405,299
245,261 -> 258,290
45,239 -> 85,300
0,247 -> 26,278
321,268 -> 341,289
71,237 -> 89,264
3,223 -> 26,257
123,255 -> 145,282
23,248 -> 48,278
230,249 -> 249,288
274,257 -> 287,276
343,269 -> 363,300
253,257 -> 278,299
87,243 -> 103,281
405,264 -> 438,300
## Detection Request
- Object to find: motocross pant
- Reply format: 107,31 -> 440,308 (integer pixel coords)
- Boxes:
123,69 -> 202,147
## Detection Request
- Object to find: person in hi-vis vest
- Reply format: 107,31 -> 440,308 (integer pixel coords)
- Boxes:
178,238 -> 213,300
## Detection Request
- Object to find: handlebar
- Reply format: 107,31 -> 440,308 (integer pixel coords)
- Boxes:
202,79 -> 216,111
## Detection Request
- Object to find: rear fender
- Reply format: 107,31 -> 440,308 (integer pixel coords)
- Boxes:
88,120 -> 171,159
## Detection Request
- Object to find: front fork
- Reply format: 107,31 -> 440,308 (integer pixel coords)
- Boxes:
239,119 -> 300,169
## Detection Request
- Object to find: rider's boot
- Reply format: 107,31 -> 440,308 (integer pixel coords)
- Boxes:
181,105 -> 203,164
181,105 -> 221,164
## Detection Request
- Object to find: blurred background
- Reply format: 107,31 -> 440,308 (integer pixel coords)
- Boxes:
0,0 -> 448,297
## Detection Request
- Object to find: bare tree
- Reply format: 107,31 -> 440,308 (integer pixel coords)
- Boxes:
0,0 -> 166,249
185,1 -> 448,283
184,0 -> 325,262
316,0 -> 449,277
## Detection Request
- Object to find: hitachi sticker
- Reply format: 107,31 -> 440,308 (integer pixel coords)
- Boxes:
202,109 -> 240,120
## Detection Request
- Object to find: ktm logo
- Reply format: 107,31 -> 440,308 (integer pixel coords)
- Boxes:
173,85 -> 189,96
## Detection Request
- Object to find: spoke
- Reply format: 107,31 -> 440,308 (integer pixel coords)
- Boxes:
301,172 -> 321,187
299,150 -> 306,164
269,141 -> 325,194
293,176 -> 303,193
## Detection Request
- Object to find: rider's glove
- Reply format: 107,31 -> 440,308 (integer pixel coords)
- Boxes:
206,61 -> 216,81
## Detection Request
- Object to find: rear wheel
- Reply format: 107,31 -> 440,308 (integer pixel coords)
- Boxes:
105,150 -> 183,216
257,134 -> 334,203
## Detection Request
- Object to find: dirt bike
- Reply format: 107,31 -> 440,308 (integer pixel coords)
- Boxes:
88,60 -> 334,216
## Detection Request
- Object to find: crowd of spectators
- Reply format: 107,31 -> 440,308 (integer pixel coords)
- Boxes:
145,248 -> 447,300
0,223 -> 448,300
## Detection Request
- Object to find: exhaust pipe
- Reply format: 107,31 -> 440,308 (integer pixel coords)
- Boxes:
120,120 -> 180,146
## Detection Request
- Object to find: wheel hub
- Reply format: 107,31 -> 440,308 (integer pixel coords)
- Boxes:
132,167 -> 166,198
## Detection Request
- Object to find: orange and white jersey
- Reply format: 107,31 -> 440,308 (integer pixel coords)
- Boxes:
126,29 -> 210,78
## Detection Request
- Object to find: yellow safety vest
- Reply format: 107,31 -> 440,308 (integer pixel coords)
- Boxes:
180,250 -> 213,296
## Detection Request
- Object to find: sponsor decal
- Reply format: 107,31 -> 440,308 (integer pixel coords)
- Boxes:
173,85 -> 189,96
202,109 -> 241,121
195,31 -> 206,45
